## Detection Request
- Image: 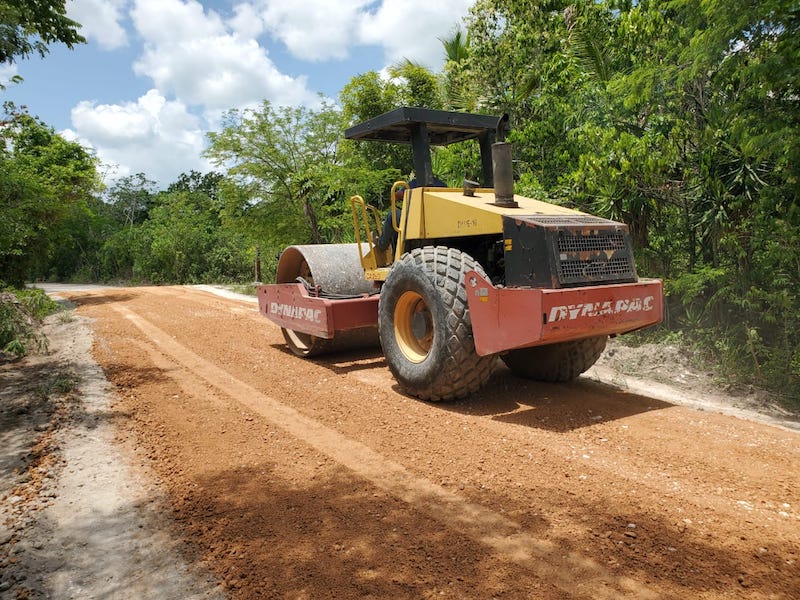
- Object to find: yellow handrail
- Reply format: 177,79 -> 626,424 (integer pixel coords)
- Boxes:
389,180 -> 410,233
350,194 -> 382,270
350,181 -> 409,271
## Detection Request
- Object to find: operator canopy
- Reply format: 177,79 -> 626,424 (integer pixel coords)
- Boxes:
344,107 -> 508,187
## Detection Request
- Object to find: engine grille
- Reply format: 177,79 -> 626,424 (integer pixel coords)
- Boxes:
556,229 -> 636,285
558,230 -> 627,254
503,214 -> 638,288
524,215 -> 612,226
559,256 -> 636,282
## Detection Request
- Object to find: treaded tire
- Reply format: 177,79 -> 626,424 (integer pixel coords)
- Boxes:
378,246 -> 495,401
501,336 -> 607,382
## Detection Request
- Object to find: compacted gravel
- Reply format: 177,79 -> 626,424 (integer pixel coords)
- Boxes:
2,285 -> 798,599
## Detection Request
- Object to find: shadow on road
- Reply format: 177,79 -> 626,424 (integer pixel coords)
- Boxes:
269,342 -> 388,374
67,292 -> 136,306
145,460 -> 798,599
435,367 -> 674,432
99,363 -> 171,390
269,337 -> 672,432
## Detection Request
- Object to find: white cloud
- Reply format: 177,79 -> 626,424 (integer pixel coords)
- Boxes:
134,35 -> 313,109
357,0 -> 474,68
69,90 -> 212,184
58,0 -> 475,186
68,0 -> 129,50
247,0 -> 472,68
227,3 -> 267,40
131,0 -> 222,45
131,0 -> 317,110
0,63 -> 19,88
254,0 -> 370,62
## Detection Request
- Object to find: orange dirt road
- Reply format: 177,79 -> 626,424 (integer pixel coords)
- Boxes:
72,286 -> 799,599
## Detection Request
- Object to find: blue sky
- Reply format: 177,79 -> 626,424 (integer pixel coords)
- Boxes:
1,0 -> 473,187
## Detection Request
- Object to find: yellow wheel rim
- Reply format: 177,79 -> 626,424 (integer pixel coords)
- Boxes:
394,290 -> 433,363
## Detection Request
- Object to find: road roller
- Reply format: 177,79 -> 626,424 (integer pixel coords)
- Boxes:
258,107 -> 663,401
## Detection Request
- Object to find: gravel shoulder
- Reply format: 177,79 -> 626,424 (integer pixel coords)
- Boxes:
0,310 -> 225,600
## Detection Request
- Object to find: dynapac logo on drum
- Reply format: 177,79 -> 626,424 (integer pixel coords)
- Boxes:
269,302 -> 322,323
549,296 -> 655,322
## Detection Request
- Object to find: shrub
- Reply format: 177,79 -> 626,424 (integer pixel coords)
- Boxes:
0,287 -> 61,357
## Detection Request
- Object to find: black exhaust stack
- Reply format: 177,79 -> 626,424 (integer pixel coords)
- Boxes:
491,114 -> 518,208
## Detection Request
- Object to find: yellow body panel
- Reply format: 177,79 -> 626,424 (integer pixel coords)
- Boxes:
396,187 -> 587,251
364,267 -> 391,281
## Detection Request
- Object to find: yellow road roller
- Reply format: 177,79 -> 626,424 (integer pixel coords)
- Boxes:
258,107 -> 662,401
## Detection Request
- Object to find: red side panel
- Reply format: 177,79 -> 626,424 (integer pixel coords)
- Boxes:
257,283 -> 379,339
539,282 -> 663,344
466,271 -> 663,356
464,272 -> 544,356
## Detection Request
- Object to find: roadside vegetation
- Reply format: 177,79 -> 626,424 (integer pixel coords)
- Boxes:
1,0 -> 797,403
0,287 -> 62,356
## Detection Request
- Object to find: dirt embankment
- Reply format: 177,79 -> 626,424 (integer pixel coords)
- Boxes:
3,285 -> 799,599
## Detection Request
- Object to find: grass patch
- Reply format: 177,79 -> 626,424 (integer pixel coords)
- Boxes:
227,282 -> 260,296
56,310 -> 75,324
38,369 -> 81,399
0,287 -> 62,357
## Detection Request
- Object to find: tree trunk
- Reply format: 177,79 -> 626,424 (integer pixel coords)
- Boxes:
302,196 -> 322,244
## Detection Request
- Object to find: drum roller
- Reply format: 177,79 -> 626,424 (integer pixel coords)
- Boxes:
275,244 -> 379,356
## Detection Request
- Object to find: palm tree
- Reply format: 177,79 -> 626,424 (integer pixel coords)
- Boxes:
440,27 -> 469,64
439,27 -> 472,110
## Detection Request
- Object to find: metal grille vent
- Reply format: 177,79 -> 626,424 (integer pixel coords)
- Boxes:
527,215 -> 616,226
502,213 -> 638,288
558,230 -> 627,253
555,229 -> 636,285
559,256 -> 636,282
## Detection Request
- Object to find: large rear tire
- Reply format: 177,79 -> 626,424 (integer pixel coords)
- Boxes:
378,246 -> 495,401
501,336 -> 607,382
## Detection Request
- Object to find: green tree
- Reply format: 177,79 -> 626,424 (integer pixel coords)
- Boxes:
387,59 -> 442,110
0,0 -> 85,62
105,173 -> 157,228
0,0 -> 85,85
339,71 -> 412,175
441,26 -> 469,63
440,26 -> 474,111
46,194 -> 116,282
465,0 -> 598,192
167,170 -> 224,202
339,64 -> 447,181
0,156 -> 51,284
95,171 -> 249,284
0,106 -> 100,284
92,174 -> 152,281
462,0 -> 800,397
206,100 -> 364,247
132,190 -> 250,284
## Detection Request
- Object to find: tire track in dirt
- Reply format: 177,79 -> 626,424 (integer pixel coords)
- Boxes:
112,303 -> 656,599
